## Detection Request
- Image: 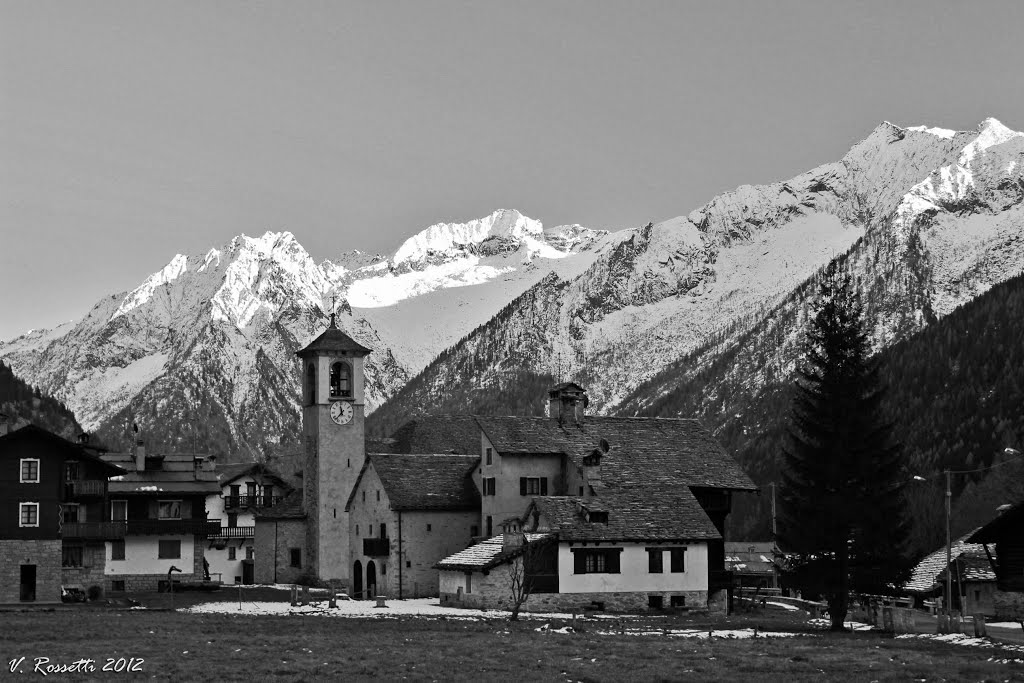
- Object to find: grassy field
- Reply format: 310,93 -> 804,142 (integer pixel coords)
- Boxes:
2,596 -> 1022,681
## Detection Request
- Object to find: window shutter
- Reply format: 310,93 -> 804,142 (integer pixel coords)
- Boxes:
608,550 -> 620,574
148,500 -> 158,519
574,551 -> 587,574
540,478 -> 548,495
520,478 -> 527,496
181,499 -> 192,518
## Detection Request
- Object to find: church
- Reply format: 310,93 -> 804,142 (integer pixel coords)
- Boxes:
255,317 -> 756,613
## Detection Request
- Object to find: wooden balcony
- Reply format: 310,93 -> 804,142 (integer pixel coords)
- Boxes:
65,479 -> 106,498
209,526 -> 255,539
363,538 -> 390,557
223,495 -> 284,510
61,522 -> 126,540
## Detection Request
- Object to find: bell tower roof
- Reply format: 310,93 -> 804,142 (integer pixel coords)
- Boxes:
296,313 -> 372,358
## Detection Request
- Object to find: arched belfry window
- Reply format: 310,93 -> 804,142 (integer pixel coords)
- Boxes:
330,361 -> 351,399
305,363 -> 317,405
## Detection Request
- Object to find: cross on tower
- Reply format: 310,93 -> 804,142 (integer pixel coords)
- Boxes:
329,293 -> 338,328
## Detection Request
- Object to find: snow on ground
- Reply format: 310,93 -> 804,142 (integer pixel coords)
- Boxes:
806,618 -> 873,631
765,601 -> 800,611
184,597 -> 620,621
896,633 -> 1024,664
988,622 -> 1024,630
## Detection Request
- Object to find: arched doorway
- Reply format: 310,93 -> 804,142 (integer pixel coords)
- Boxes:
353,560 -> 363,599
366,561 -> 377,599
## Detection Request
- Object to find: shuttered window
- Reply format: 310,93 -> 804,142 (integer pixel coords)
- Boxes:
520,477 -> 548,496
647,548 -> 664,573
670,548 -> 686,573
571,548 -> 622,574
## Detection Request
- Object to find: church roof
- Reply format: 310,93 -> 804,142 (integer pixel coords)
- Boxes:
386,416 -> 481,455
474,415 -> 757,491
296,316 -> 371,357
345,453 -> 479,512
528,490 -> 721,542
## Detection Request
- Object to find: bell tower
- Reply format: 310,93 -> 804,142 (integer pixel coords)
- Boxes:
296,313 -> 371,585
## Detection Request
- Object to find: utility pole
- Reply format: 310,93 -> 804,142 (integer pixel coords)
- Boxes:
769,482 -> 777,541
945,469 -> 952,619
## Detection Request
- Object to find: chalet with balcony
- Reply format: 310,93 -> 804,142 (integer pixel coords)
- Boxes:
0,424 -> 125,603
100,441 -> 221,592
344,453 -> 479,598
206,462 -> 290,585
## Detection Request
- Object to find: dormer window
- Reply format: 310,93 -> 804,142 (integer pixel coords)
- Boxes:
329,361 -> 351,399
589,511 -> 609,524
305,363 -> 317,405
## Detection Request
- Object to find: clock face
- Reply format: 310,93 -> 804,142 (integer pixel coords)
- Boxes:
330,400 -> 353,425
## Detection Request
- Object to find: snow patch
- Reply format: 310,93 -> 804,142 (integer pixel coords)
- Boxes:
347,256 -> 515,308
392,209 -> 543,266
906,125 -> 957,140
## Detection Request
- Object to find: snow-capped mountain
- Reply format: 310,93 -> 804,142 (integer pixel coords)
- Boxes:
369,118 -> 1024,431
0,210 -> 607,458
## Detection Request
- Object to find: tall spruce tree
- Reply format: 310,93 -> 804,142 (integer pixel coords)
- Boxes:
779,263 -> 910,631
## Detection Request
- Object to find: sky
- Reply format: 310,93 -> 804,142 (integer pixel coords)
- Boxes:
1,0 -> 1022,342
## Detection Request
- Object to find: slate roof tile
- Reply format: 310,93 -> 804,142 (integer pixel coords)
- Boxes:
905,530 -> 989,592
363,453 -> 480,511
435,533 -> 552,571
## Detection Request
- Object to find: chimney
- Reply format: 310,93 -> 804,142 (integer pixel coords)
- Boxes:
135,439 -> 146,471
547,383 -> 588,425
501,518 -> 525,554
0,412 -> 9,436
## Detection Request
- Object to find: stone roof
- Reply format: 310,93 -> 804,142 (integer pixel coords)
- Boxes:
474,415 -> 757,491
387,416 -> 482,455
528,492 -> 721,542
213,462 -> 290,489
435,533 -> 552,571
905,530 -> 988,593
296,318 -> 371,357
346,453 -> 479,512
255,489 -> 307,520
938,553 -> 997,584
102,452 -> 221,495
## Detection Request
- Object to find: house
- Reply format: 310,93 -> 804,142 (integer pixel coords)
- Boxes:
0,424 -> 125,603
724,542 -> 781,590
436,384 -> 757,614
905,531 -> 988,602
936,552 -> 997,617
206,463 -> 291,585
100,441 -> 221,592
344,453 -> 479,598
969,500 -> 1024,619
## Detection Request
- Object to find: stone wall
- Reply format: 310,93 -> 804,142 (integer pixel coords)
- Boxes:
0,539 -> 62,604
255,518 -> 307,585
993,589 -> 1024,620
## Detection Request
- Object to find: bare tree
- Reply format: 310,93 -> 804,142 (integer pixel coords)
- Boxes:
507,541 -> 536,621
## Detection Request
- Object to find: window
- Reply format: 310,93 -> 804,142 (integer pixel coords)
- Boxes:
483,477 -> 496,496
520,477 -> 548,496
65,461 -> 80,481
406,561 -> 411,568
62,504 -> 80,524
158,500 -> 182,519
647,548 -> 664,573
228,547 -> 237,561
379,523 -> 386,539
290,548 -> 302,568
376,490 -> 380,502
246,482 -> 256,497
648,595 -> 663,609
485,447 -> 492,465
227,513 -> 238,528
111,500 -> 127,521
362,491 -> 366,502
19,502 -> 39,527
246,546 -> 254,560
329,361 -> 351,399
111,580 -> 126,593
589,511 -> 608,524
229,484 -> 240,499
356,525 -> 359,536
20,459 -> 40,483
572,548 -> 622,574
670,595 -> 686,608
111,540 -> 125,561
670,548 -> 686,573
579,486 -> 584,496
426,523 -> 432,532
486,516 -> 493,537
158,540 -> 181,559
470,525 -> 479,537
263,485 -> 273,501
305,363 -> 317,405
62,545 -> 83,568
465,571 -> 472,594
